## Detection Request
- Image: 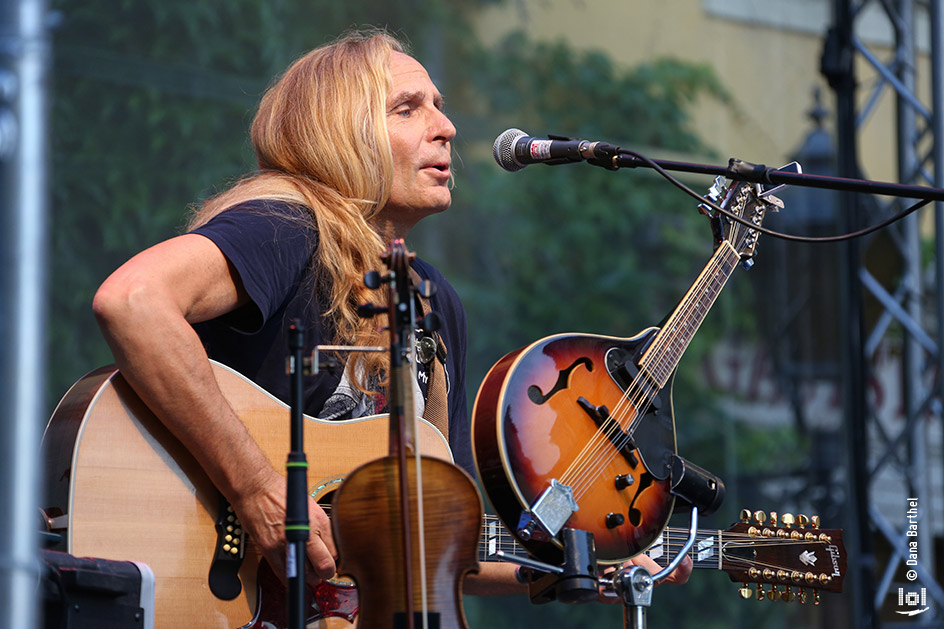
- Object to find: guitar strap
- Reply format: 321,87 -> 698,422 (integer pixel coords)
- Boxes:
410,267 -> 449,440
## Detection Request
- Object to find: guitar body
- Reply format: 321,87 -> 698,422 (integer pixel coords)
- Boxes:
472,330 -> 677,564
41,361 -> 451,629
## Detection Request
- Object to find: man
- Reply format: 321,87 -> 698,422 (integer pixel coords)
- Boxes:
92,29 -> 687,603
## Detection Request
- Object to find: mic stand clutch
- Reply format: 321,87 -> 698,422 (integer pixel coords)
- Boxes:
605,506 -> 699,629
491,506 -> 699,628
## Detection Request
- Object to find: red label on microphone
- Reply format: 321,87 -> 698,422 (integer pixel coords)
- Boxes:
529,140 -> 553,161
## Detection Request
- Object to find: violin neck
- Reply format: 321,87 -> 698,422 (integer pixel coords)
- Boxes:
388,359 -> 419,456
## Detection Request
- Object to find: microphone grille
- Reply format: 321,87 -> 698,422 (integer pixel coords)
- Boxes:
493,128 -> 528,172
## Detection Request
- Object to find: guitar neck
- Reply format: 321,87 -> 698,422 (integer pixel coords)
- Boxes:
646,526 -> 725,571
639,241 -> 741,388
480,515 -> 716,571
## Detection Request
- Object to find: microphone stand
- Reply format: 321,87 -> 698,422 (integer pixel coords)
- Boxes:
603,151 -> 944,201
285,320 -> 308,629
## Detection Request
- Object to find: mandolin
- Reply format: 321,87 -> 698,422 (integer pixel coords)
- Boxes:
471,176 -> 782,565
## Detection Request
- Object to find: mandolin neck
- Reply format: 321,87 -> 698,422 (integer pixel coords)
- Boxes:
638,241 -> 741,388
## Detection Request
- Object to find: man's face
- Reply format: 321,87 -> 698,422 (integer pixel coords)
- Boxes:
384,51 -> 456,219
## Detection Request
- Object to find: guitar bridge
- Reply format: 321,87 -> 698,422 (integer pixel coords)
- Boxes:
207,494 -> 246,600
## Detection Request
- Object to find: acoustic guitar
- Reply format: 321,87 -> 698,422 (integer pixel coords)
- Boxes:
40,360 -> 452,629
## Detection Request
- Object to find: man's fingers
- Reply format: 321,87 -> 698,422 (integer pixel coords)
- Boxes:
306,535 -> 337,580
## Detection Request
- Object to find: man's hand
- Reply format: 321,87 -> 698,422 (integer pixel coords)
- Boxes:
232,471 -> 337,585
599,552 -> 693,602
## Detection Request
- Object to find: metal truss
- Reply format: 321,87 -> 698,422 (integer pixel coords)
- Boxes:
827,0 -> 944,627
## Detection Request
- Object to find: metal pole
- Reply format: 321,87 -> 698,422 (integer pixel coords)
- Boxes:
933,3 -> 944,609
824,0 -> 877,626
0,0 -> 50,626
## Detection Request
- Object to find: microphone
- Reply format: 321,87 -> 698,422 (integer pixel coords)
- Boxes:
492,128 -> 618,172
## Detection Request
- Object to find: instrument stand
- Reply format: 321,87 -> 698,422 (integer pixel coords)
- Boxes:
612,565 -> 653,629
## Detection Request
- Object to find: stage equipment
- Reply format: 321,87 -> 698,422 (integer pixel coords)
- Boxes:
41,550 -> 154,629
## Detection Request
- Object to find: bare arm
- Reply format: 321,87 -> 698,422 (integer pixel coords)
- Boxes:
92,233 -> 336,580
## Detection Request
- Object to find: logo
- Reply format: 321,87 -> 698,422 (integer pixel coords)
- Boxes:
799,550 -> 817,566
896,587 -> 930,617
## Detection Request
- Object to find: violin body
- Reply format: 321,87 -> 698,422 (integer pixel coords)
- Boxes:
472,330 -> 677,565
332,455 -> 482,629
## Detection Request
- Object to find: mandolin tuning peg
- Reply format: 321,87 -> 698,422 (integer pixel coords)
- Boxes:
740,508 -> 752,523
739,584 -> 753,600
753,510 -> 767,524
756,584 -> 766,601
782,513 -> 795,528
813,590 -> 821,606
798,514 -> 810,528
770,511 -> 778,527
812,515 -> 821,528
782,587 -> 797,603
797,588 -> 808,604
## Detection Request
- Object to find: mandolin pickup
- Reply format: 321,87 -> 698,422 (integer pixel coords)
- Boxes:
575,396 -> 639,468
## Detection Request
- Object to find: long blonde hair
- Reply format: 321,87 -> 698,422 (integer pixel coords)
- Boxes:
188,30 -> 403,390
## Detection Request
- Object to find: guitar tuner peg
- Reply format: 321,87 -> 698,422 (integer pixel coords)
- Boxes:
813,590 -> 821,606
781,513 -> 795,528
770,511 -> 778,527
798,514 -> 810,528
740,508 -> 752,523
782,587 -> 797,603
797,589 -> 808,604
753,510 -> 766,524
812,515 -> 821,528
738,584 -> 753,600
756,584 -> 766,601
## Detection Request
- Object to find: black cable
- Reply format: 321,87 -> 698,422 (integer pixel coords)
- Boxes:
619,149 -> 933,243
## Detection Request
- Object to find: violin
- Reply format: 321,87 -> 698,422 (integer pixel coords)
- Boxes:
331,239 -> 482,629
